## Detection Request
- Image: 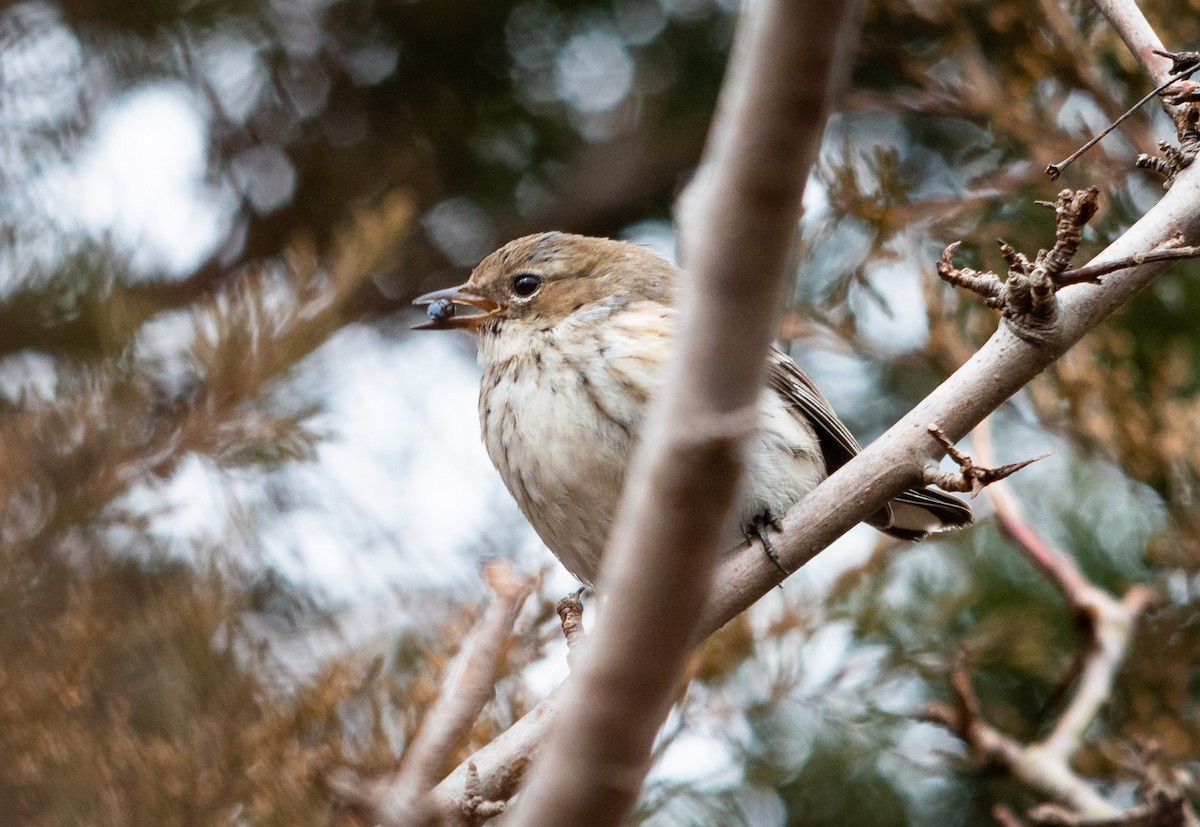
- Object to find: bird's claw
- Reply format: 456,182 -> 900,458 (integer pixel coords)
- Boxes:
744,509 -> 791,579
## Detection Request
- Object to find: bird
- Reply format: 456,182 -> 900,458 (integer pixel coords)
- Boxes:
414,232 -> 972,588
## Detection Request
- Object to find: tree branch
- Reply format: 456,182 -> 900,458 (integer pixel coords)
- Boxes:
913,417 -> 1157,820
506,1 -> 865,825
330,563 -> 529,826
1092,0 -> 1173,86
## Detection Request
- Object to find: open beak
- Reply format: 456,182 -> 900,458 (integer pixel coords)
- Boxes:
412,284 -> 500,331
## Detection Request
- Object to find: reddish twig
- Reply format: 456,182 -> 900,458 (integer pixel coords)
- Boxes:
918,417 -> 1160,822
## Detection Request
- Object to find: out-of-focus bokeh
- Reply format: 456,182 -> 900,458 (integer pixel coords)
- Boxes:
1,0 -> 1198,823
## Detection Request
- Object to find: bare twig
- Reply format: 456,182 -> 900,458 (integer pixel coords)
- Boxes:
917,650 -> 1120,818
923,422 -> 1047,497
916,418 -> 1163,822
973,421 -> 1154,764
331,562 -> 529,827
1046,59 -> 1199,179
1057,243 -> 1200,286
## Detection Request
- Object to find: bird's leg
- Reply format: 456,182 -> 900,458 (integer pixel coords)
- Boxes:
743,509 -> 791,578
556,587 -> 586,652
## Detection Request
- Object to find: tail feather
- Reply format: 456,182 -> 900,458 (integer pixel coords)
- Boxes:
870,487 -> 973,541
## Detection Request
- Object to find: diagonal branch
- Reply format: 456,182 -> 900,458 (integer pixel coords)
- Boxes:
329,563 -> 529,827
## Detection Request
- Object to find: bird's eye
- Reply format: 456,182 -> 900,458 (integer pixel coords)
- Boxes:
511,274 -> 542,297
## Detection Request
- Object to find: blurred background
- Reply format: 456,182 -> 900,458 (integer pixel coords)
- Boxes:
1,0 -> 1198,823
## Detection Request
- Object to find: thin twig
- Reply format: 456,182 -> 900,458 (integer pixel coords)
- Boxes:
1057,244 -> 1200,286
1046,60 -> 1199,179
919,417 -> 1159,820
333,562 -> 530,827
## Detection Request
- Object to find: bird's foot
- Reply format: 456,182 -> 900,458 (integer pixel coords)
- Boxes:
743,509 -> 791,579
556,588 -> 586,654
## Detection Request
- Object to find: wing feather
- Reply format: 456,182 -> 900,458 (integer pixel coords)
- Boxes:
765,348 -> 972,538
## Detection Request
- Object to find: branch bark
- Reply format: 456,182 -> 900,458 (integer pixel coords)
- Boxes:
507,1 -> 865,825
1092,0 -> 1173,85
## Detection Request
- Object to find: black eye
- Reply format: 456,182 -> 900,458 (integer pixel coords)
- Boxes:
512,274 -> 542,297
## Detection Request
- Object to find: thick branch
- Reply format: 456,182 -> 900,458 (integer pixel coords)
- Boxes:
507,2 -> 865,825
1092,0 -> 1173,86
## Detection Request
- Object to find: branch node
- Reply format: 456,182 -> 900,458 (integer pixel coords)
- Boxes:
936,191 -> 1099,344
925,424 -> 1047,497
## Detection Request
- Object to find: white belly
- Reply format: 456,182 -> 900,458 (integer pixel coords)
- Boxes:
477,311 -> 826,587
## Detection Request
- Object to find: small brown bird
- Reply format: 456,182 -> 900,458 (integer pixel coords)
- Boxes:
416,232 -> 971,587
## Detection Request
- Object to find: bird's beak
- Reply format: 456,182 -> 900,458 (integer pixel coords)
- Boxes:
412,284 -> 501,331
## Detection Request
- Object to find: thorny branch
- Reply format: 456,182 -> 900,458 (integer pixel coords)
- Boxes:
327,563 -> 529,827
919,418 -> 1170,825
937,188 -> 1099,344
923,423 -> 1046,497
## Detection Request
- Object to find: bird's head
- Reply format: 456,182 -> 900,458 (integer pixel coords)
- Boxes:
414,232 -> 676,335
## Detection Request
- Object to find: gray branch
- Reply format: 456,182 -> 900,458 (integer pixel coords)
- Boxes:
506,1 -> 866,825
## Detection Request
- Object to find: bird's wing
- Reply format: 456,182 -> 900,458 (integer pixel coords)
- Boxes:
765,348 -> 862,473
765,348 -> 973,537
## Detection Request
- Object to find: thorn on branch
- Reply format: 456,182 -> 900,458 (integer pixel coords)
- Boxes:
924,424 -> 1047,497
935,190 -> 1100,345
